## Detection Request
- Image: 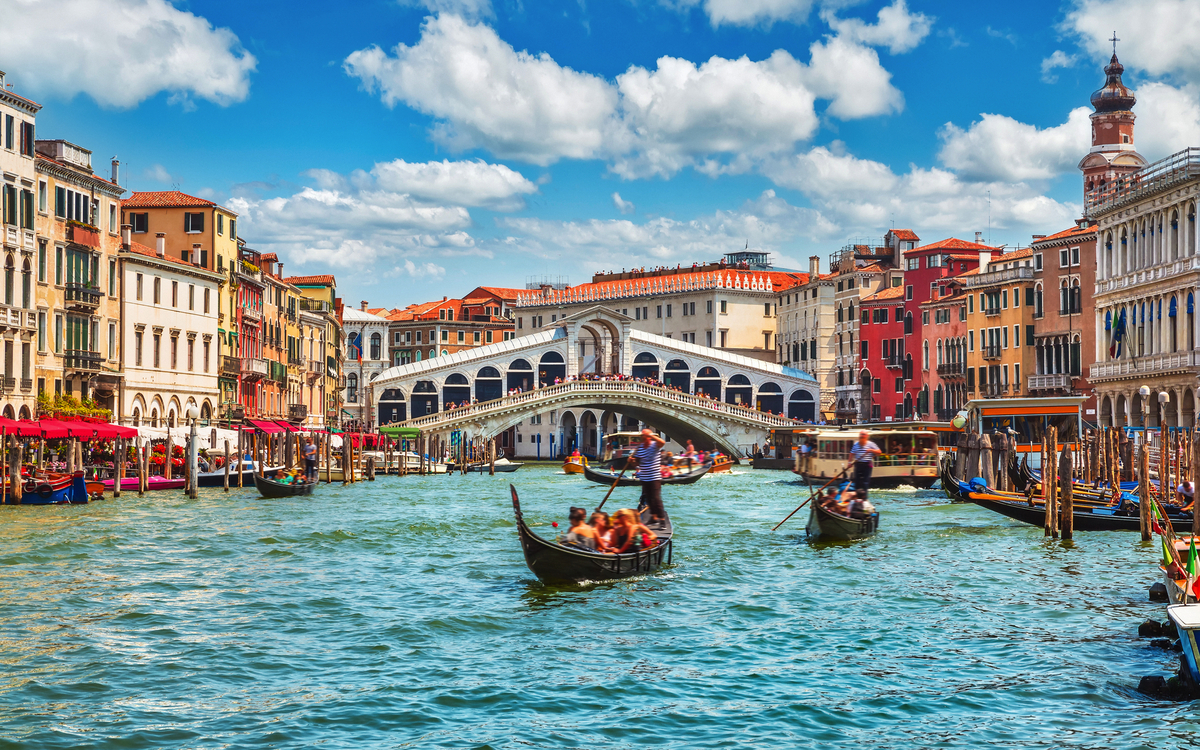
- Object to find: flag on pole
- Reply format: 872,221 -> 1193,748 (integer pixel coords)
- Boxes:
1151,501 -> 1166,536
1109,309 -> 1126,358
1163,535 -> 1176,566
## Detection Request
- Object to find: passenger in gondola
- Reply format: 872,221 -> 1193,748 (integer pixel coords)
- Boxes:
609,508 -> 657,553
274,469 -> 293,485
1177,481 -> 1195,514
563,507 -> 601,550
846,431 -> 881,493
589,511 -> 614,551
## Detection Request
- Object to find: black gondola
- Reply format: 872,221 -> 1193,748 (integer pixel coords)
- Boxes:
466,458 -> 524,473
253,472 -> 315,498
806,500 -> 878,541
510,485 -> 673,582
582,463 -> 709,487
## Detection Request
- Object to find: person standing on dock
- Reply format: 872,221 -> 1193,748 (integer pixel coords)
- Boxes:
633,429 -> 667,523
847,431 -> 881,493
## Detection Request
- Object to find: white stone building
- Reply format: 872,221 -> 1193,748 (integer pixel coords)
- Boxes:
341,304 -> 390,429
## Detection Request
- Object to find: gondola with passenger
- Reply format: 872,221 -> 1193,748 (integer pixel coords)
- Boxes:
582,463 -> 708,487
510,485 -> 673,582
253,471 -> 315,498
806,483 -> 879,541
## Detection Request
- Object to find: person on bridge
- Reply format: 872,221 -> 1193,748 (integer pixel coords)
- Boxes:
846,431 -> 882,493
632,428 -> 667,523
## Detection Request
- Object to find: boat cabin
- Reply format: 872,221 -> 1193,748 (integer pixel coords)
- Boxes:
798,429 -> 939,488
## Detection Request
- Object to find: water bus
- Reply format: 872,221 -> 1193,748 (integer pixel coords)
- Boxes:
793,428 -> 940,489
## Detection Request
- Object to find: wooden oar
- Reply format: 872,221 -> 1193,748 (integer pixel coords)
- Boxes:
772,467 -> 848,532
594,465 -> 630,513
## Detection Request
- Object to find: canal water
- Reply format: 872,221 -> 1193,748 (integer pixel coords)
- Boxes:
0,467 -> 1195,748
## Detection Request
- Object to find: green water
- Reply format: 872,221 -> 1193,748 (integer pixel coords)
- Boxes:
0,466 -> 1193,748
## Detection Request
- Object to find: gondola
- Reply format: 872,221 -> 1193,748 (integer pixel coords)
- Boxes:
806,498 -> 878,541
253,472 -> 315,498
582,463 -> 709,487
510,485 -> 673,582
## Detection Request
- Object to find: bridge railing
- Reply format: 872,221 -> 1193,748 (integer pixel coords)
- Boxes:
393,379 -> 801,430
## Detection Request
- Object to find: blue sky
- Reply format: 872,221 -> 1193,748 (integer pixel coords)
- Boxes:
5,0 -> 1199,307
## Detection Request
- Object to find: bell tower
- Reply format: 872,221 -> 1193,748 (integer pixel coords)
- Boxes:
1079,35 -> 1147,200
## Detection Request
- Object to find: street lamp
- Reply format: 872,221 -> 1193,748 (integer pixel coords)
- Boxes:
1139,385 -> 1151,429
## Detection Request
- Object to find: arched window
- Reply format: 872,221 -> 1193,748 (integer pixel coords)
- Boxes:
1070,279 -> 1082,314
21,259 -> 30,309
1059,279 -> 1069,315
369,333 -> 381,360
937,339 -> 943,366
922,340 -> 929,371
1034,283 -> 1043,317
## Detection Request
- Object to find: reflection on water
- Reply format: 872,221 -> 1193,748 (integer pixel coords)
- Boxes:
0,467 -> 1193,748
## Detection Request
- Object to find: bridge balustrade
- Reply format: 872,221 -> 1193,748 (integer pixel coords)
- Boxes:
392,379 -> 802,430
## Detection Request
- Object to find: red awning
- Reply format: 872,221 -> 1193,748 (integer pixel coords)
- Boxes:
34,419 -> 72,439
13,420 -> 46,438
248,419 -> 283,434
91,423 -> 138,439
274,420 -> 301,433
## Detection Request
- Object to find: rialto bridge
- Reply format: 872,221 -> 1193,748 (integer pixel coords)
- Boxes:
368,306 -> 819,456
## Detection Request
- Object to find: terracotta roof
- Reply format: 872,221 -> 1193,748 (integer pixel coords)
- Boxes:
519,269 -> 807,306
945,253 -> 983,261
862,286 -> 906,303
909,237 -> 1001,254
920,291 -> 968,306
122,190 -> 217,209
854,263 -> 887,274
993,247 -> 1034,262
124,240 -> 203,270
284,275 -> 335,286
890,229 -> 920,241
260,253 -> 279,262
1033,224 -> 1097,245
472,286 -> 525,301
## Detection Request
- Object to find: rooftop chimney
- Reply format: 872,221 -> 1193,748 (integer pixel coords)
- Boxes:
809,255 -> 820,278
361,300 -> 368,311
278,262 -> 284,277
121,224 -> 131,247
111,157 -> 119,184
979,251 -> 992,269
1032,235 -> 1046,241
975,231 -> 983,244
155,233 -> 165,258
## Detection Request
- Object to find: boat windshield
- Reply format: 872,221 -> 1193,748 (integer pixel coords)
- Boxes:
816,432 -> 938,466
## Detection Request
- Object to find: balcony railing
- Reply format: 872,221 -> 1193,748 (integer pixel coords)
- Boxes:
221,355 -> 240,376
65,283 -> 101,310
65,224 -> 100,248
300,299 -> 332,313
984,306 -> 1002,317
964,266 -> 1035,287
984,383 -> 1010,398
1028,373 -> 1072,391
1090,350 -> 1198,380
20,378 -> 32,391
64,349 -> 102,372
242,306 -> 262,323
884,355 -> 903,369
287,403 -> 308,421
936,363 -> 965,377
982,345 -> 1002,360
1085,147 -> 1200,216
240,357 -> 269,381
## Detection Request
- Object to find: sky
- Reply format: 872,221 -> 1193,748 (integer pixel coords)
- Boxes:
3,0 -> 1200,308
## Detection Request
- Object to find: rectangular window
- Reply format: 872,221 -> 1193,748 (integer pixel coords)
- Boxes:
486,330 -> 493,344
656,305 -> 663,319
1059,249 -> 1069,268
706,331 -> 713,347
1013,324 -> 1020,347
184,212 -> 204,233
153,334 -> 160,368
635,307 -> 641,320
968,330 -> 975,352
230,219 -> 236,238
108,323 -> 116,359
967,295 -> 973,313
188,338 -> 194,371
720,300 -> 727,314
54,313 -> 62,354
1026,325 -> 1035,345
37,240 -> 45,283
667,304 -> 672,318
764,302 -> 771,316
1002,327 -> 1008,348
861,341 -> 868,359
906,257 -> 919,271
217,214 -> 224,235
171,281 -> 178,307
203,341 -> 210,372
906,285 -> 913,301
37,181 -> 46,213
37,311 -> 45,352
203,288 -> 210,313
1034,253 -> 1043,271
55,246 -> 62,285
1002,289 -> 1008,309
19,121 -> 33,157
1071,246 -> 1080,266
109,204 -> 117,233
707,300 -> 713,314
3,115 -> 10,149
170,336 -> 178,369
188,284 -> 195,310
441,330 -> 448,342
130,212 -> 148,233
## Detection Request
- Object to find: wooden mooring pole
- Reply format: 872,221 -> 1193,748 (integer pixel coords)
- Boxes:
1060,444 -> 1074,541
1140,441 -> 1152,542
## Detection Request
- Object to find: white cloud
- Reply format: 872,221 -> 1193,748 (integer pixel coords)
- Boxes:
1041,50 -> 1077,83
1065,0 -> 1200,80
227,158 -> 526,270
344,14 -> 618,165
612,192 -> 635,214
346,14 -> 902,176
0,0 -> 255,108
936,107 -> 1091,182
687,0 -> 813,28
143,164 -> 178,185
1132,82 -> 1200,161
821,0 -> 933,54
398,0 -> 492,18
762,146 -> 1077,238
395,259 -> 448,279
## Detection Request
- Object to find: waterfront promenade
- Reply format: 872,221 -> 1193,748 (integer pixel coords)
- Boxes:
0,467 -> 1189,748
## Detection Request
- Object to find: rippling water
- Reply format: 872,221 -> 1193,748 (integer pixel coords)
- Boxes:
0,466 -> 1194,748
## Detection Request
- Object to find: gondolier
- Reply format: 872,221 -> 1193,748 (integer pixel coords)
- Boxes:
846,431 -> 881,492
632,429 -> 667,522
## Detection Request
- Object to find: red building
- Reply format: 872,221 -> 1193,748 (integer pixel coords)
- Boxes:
857,236 -> 993,420
920,284 -> 970,420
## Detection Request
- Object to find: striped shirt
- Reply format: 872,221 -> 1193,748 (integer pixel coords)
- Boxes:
634,443 -> 662,482
850,441 -> 879,464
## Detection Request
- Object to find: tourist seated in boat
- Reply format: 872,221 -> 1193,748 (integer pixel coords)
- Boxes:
562,507 -> 602,550
589,511 -> 614,551
1178,482 -> 1195,512
571,448 -> 581,458
846,490 -> 875,519
609,508 -> 658,553
274,469 -> 293,485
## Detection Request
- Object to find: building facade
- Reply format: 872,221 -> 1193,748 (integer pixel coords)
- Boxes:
342,304 -> 390,429
285,275 -> 342,429
963,249 -> 1036,400
777,256 -> 836,413
919,286 -> 969,420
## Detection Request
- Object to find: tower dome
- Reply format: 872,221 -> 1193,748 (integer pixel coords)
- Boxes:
1090,54 -> 1136,113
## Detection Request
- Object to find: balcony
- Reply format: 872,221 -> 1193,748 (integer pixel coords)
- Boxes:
65,223 -> 100,248
221,354 -> 240,377
0,307 -> 36,332
240,357 -> 269,381
20,378 -> 32,391
885,354 -> 903,369
984,306 -> 1002,317
1028,373 -> 1072,391
1090,350 -> 1199,381
1085,147 -> 1200,217
287,403 -> 308,421
936,362 -> 965,379
306,358 -> 323,382
984,383 -> 1010,398
964,266 -> 1035,287
225,405 -> 246,421
235,260 -> 262,284
65,282 -> 101,311
982,345 -> 1002,360
300,299 -> 332,313
64,349 -> 102,372
242,306 -> 262,323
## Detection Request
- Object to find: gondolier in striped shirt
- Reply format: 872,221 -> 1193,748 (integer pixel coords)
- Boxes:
846,431 -> 881,492
632,429 -> 667,523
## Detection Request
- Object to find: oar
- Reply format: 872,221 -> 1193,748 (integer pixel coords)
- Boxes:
772,467 -> 849,532
594,465 -> 630,513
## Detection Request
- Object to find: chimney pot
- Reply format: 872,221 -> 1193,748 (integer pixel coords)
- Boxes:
111,158 -> 119,184
809,255 -> 820,278
975,231 -> 983,244
155,233 -> 165,258
361,300 -> 368,311
121,224 -> 131,246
